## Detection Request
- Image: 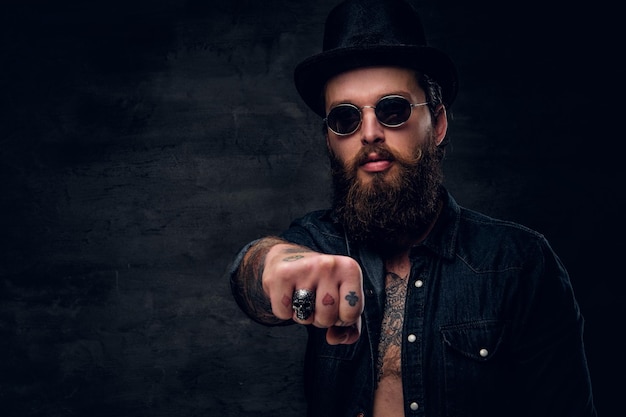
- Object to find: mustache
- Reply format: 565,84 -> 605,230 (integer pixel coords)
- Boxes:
354,145 -> 396,165
344,145 -> 396,173
346,144 -> 423,172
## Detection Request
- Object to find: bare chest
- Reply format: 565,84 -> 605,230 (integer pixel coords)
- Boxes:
373,268 -> 410,416
377,270 -> 409,380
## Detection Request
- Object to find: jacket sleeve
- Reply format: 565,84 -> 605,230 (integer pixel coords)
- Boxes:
511,236 -> 597,416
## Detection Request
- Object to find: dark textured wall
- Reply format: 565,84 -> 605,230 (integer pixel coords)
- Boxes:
1,1 -> 621,416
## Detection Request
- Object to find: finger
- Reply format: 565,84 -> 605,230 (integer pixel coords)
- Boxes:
326,318 -> 362,345
312,285 -> 340,328
332,256 -> 364,324
338,286 -> 364,325
267,280 -> 296,320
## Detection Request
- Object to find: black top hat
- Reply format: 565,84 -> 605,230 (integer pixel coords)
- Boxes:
294,0 -> 458,118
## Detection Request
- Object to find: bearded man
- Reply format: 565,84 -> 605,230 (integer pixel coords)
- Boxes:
229,1 -> 596,416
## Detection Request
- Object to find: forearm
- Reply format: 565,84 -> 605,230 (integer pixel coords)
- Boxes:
230,236 -> 298,325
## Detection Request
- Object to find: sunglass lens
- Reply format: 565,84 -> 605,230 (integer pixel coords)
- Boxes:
375,97 -> 411,126
327,105 -> 361,135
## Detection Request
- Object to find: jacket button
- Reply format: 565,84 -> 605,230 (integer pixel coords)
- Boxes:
479,348 -> 489,357
410,402 -> 419,410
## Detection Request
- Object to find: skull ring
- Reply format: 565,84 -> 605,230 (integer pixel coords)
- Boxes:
292,289 -> 316,320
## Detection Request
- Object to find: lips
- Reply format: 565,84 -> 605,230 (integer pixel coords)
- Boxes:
360,152 -> 394,172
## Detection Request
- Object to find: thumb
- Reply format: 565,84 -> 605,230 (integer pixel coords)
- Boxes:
325,318 -> 361,345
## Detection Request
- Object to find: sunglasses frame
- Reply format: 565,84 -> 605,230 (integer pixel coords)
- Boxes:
324,94 -> 429,136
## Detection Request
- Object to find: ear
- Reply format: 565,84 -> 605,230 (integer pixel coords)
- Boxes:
433,104 -> 448,146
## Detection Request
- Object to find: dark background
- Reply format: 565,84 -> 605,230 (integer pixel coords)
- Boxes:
1,1 -> 622,416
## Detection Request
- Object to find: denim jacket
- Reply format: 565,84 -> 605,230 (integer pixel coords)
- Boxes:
231,191 -> 596,417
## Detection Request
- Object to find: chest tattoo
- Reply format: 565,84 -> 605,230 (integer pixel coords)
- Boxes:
376,270 -> 408,382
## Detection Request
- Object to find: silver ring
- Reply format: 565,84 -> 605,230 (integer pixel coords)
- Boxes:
292,289 -> 316,320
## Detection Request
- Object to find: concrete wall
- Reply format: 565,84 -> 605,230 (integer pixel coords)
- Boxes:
1,1 -> 621,415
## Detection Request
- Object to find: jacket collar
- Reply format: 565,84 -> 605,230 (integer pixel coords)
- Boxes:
417,189 -> 460,261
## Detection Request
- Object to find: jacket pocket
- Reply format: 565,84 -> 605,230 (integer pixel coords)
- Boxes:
440,320 -> 509,416
441,320 -> 506,361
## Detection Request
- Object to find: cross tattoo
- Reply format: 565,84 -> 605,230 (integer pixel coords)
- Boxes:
345,291 -> 359,306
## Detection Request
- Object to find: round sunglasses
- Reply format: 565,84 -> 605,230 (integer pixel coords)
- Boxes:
324,95 -> 429,136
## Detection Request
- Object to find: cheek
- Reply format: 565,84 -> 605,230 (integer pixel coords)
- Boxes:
327,139 -> 352,162
394,130 -> 429,155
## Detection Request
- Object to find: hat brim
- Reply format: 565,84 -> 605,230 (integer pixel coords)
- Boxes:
294,45 -> 458,117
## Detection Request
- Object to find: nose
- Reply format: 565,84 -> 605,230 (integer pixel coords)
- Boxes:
359,107 -> 385,145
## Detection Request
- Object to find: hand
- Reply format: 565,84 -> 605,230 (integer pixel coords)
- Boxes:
263,243 -> 364,344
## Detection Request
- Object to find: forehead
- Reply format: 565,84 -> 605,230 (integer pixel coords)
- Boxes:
324,66 -> 422,105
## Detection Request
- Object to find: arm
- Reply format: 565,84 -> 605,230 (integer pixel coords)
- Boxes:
230,236 -> 289,325
230,236 -> 365,344
513,238 -> 596,416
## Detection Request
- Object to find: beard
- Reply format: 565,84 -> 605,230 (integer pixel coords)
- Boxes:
330,131 -> 444,253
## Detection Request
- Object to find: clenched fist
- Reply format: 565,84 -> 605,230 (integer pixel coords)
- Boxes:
263,243 -> 364,345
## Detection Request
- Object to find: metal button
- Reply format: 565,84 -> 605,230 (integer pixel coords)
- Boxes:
407,334 -> 417,343
410,402 -> 419,411
414,279 -> 423,288
479,348 -> 489,357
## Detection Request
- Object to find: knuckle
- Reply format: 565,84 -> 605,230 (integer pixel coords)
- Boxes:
273,260 -> 310,284
337,256 -> 362,277
346,260 -> 363,279
316,254 -> 338,272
